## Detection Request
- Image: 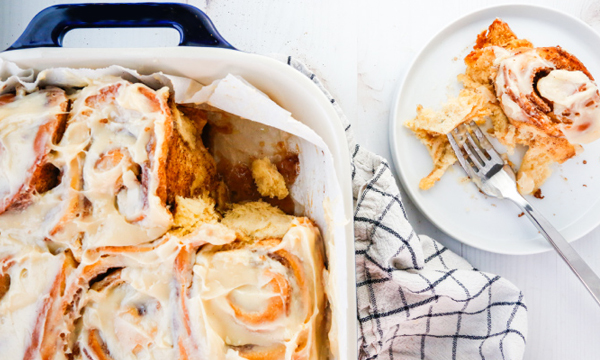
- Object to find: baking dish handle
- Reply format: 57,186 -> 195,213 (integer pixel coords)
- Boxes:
6,3 -> 236,51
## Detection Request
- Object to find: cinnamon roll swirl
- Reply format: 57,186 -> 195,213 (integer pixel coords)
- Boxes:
53,223 -> 236,360
493,45 -> 600,193
68,262 -> 179,359
57,234 -> 189,360
494,46 -> 598,142
181,218 -> 328,360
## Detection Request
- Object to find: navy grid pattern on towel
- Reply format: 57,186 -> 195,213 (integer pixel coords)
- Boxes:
280,55 -> 528,360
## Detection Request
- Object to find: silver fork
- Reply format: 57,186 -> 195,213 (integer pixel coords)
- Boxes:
448,121 -> 600,306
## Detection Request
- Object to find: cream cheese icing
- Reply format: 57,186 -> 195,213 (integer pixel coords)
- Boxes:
68,233 -> 183,360
0,78 -> 177,255
191,219 -> 327,360
0,90 -> 66,212
63,77 -> 173,249
495,49 -> 600,144
0,249 -> 67,360
77,268 -> 178,360
537,69 -> 600,144
495,49 -> 556,124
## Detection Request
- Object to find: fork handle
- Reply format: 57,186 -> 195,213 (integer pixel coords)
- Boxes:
509,194 -> 600,306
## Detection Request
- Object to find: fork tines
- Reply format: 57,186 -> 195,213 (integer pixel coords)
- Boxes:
447,121 -> 504,179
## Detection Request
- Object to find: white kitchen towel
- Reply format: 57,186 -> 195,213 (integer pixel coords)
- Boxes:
281,55 -> 528,360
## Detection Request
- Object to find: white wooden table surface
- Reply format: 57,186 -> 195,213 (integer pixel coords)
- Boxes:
1,0 -> 600,358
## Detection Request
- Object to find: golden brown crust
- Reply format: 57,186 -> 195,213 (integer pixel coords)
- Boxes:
473,18 -> 533,50
146,88 -> 171,210
536,46 -> 593,80
165,104 -> 218,207
465,19 -> 533,91
0,272 -> 9,302
464,20 -> 532,91
177,104 -> 208,133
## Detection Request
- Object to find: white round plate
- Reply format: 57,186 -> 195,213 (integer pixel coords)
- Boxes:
390,4 -> 600,255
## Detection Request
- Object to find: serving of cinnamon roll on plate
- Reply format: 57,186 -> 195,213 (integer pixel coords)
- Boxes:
406,19 -> 600,195
0,71 -> 332,360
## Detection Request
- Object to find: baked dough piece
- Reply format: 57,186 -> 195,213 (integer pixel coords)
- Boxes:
0,88 -> 68,214
221,201 -> 294,241
405,89 -> 489,190
171,195 -> 221,236
169,104 -> 219,204
251,157 -> 289,199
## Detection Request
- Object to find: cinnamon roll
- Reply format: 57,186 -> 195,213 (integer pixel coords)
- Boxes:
0,88 -> 68,214
0,247 -> 76,360
67,259 -> 179,358
55,234 -> 187,360
494,46 -> 598,142
180,218 -> 328,360
47,77 -> 217,252
493,45 -> 600,192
